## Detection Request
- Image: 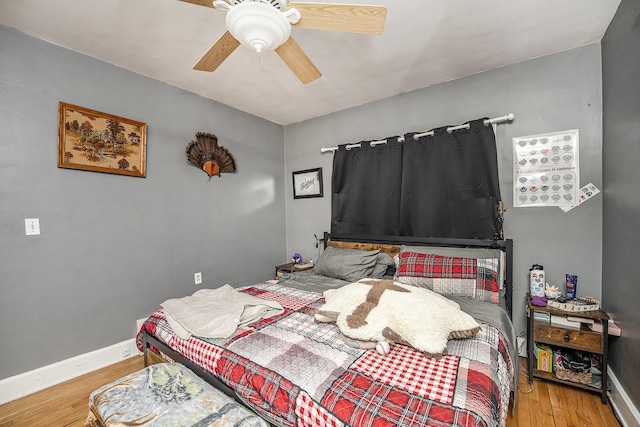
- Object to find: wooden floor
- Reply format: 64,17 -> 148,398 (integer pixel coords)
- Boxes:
507,359 -> 620,427
0,356 -> 144,427
0,356 -> 621,427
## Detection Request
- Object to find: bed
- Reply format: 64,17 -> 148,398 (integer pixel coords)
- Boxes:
136,233 -> 516,427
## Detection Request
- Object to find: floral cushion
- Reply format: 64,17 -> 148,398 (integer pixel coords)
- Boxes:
85,363 -> 267,427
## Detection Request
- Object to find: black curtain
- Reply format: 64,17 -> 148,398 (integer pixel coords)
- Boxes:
331,137 -> 403,235
401,119 -> 502,238
330,119 -> 502,239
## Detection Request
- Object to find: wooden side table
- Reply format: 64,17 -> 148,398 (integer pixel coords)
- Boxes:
527,294 -> 610,404
275,262 -> 314,277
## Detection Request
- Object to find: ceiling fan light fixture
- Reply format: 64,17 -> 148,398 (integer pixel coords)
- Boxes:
226,2 -> 291,53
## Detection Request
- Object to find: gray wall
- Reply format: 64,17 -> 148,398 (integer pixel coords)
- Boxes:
0,25 -> 286,379
285,44 -> 604,338
602,0 -> 640,410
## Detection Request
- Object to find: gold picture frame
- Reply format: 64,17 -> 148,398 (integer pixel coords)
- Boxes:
58,102 -> 147,177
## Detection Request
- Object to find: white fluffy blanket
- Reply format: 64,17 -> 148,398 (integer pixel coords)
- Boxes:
161,285 -> 284,340
315,279 -> 480,357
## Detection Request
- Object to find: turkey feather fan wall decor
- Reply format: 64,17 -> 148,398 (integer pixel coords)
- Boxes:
180,0 -> 387,84
185,132 -> 238,179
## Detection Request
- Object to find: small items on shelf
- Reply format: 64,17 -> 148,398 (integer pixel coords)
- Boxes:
549,314 -> 582,330
535,344 -> 553,372
566,315 -> 594,324
275,261 -> 314,278
546,296 -> 600,312
589,319 -> 621,336
533,310 -> 551,324
292,262 -> 314,271
291,252 -> 303,264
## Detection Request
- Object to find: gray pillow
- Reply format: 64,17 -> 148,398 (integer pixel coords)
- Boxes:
370,252 -> 395,278
313,246 -> 380,282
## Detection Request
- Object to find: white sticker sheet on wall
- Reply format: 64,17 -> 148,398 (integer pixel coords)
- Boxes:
513,129 -> 579,208
560,182 -> 600,212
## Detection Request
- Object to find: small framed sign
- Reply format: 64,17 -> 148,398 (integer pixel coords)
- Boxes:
292,167 -> 323,199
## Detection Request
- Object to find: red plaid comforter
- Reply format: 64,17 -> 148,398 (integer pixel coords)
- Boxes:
136,282 -> 514,427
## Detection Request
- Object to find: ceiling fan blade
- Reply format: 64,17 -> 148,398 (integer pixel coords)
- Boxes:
179,0 -> 215,8
193,30 -> 241,72
286,2 -> 387,34
275,37 -> 322,84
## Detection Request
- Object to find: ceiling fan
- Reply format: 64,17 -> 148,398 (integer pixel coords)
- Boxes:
181,0 -> 387,84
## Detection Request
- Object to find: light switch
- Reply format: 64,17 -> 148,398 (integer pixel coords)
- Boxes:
25,218 -> 40,235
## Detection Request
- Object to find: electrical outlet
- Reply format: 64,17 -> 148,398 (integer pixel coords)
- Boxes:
194,272 -> 202,285
121,347 -> 131,358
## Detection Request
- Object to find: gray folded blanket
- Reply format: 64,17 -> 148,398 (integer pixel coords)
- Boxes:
161,284 -> 284,340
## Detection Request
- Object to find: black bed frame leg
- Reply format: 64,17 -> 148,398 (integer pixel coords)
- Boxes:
142,331 -> 149,367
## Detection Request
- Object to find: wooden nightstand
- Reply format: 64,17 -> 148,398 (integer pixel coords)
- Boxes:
275,262 -> 314,277
527,294 -> 610,404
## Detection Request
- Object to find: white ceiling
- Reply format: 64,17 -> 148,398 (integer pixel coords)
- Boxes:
0,0 -> 620,125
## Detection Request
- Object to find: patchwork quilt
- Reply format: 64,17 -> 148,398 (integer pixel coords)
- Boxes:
136,282 -> 514,427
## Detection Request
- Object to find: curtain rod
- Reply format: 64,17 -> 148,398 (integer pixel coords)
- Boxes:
320,113 -> 515,153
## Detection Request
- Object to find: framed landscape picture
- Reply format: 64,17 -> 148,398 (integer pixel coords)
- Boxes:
57,102 -> 147,177
292,167 -> 323,199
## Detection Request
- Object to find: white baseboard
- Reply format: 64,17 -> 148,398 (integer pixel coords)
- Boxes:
608,367 -> 640,427
0,339 -> 141,405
